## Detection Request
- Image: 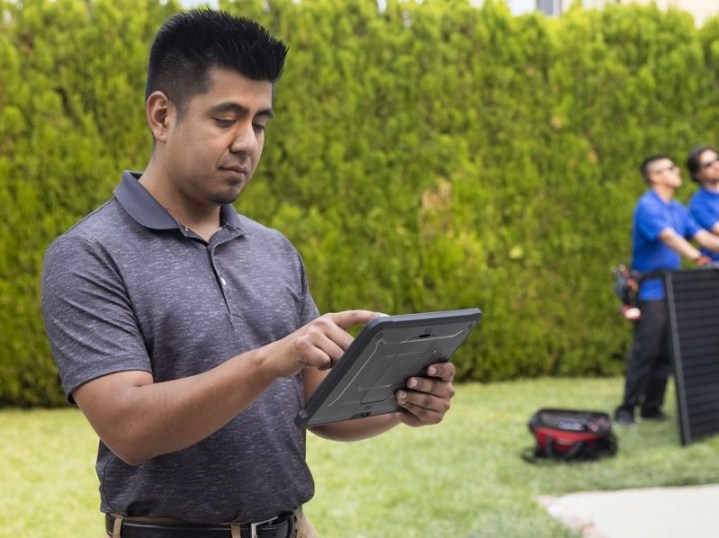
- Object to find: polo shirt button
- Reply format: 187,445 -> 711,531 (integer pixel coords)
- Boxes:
220,277 -> 227,287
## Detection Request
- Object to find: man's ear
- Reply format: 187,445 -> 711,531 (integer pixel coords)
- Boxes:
146,91 -> 173,143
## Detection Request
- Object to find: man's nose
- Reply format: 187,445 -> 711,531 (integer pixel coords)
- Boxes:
230,122 -> 259,153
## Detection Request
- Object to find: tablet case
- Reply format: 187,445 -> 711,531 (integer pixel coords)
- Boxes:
295,308 -> 482,428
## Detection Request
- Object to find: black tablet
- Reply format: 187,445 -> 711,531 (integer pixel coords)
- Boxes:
295,308 -> 482,429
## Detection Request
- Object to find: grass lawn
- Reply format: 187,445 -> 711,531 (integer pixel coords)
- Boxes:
3,377 -> 719,537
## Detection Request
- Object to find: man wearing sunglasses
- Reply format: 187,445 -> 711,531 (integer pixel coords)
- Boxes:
687,145 -> 719,261
614,155 -> 719,426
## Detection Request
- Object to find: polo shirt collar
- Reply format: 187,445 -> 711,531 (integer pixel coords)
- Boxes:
701,186 -> 719,197
114,171 -> 244,232
648,189 -> 671,206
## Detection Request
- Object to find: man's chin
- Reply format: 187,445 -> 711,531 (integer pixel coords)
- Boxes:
209,189 -> 243,206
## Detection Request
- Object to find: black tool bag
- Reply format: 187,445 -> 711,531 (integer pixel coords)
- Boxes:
611,264 -> 639,307
522,408 -> 618,463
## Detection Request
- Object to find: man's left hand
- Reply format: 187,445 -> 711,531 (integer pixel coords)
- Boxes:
394,361 -> 456,427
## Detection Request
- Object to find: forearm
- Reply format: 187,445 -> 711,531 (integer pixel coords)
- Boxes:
75,347 -> 280,466
695,229 -> 719,253
310,412 -> 402,442
659,229 -> 702,259
75,310 -> 378,465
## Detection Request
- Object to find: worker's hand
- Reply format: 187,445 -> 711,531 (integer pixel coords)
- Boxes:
394,361 -> 456,427
268,310 -> 381,377
694,255 -> 712,267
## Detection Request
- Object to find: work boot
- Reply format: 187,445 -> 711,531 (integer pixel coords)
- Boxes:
614,407 -> 635,426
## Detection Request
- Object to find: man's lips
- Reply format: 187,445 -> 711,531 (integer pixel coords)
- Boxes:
221,165 -> 249,174
220,165 -> 250,180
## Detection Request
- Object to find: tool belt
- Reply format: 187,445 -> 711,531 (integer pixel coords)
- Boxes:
105,510 -> 297,538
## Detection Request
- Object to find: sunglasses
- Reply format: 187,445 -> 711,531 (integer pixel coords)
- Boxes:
701,157 -> 719,169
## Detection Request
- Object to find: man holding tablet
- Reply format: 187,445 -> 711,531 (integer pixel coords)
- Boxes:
41,9 -> 459,538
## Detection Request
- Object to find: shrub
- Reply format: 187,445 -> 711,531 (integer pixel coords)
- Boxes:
1,0 -> 718,405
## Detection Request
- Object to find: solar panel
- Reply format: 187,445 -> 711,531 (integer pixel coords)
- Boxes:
665,268 -> 719,445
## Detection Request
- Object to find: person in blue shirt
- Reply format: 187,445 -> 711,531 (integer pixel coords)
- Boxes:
687,145 -> 719,261
615,155 -> 719,426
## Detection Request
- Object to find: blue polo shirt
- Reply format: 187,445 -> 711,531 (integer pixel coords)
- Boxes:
632,190 -> 700,300
42,171 -> 319,523
689,186 -> 719,261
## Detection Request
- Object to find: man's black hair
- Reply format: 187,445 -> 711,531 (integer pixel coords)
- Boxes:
639,154 -> 670,184
146,9 -> 288,114
686,145 -> 717,183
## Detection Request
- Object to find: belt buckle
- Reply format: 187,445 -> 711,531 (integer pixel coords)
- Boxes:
250,515 -> 278,538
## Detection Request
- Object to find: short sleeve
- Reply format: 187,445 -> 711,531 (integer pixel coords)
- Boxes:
41,234 -> 152,401
689,191 -> 719,232
635,199 -> 672,241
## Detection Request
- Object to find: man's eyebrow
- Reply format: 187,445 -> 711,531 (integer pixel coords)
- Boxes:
209,102 -> 274,119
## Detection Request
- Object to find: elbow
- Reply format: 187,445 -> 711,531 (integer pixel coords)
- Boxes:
96,418 -> 162,466
91,413 -> 185,466
115,452 -> 151,467
104,436 -> 154,467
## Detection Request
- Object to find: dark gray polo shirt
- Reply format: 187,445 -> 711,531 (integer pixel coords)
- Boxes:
42,171 -> 319,523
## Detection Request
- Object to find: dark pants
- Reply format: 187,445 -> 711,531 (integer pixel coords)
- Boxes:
618,299 -> 672,415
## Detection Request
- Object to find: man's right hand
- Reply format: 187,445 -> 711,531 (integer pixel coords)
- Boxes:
694,255 -> 712,266
268,310 -> 381,377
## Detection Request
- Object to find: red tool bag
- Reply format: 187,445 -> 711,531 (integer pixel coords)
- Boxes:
522,408 -> 618,463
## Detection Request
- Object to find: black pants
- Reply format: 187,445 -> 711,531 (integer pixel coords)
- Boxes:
618,299 -> 672,414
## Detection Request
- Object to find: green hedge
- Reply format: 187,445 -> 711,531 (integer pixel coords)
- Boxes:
1,0 -> 718,406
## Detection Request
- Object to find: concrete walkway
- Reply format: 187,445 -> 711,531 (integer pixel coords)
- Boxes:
539,484 -> 719,538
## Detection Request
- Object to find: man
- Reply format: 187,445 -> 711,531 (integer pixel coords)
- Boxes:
614,155 -> 719,426
687,145 -> 719,260
41,10 -> 456,538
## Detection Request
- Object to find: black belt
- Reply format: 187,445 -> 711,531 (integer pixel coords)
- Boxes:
105,512 -> 296,538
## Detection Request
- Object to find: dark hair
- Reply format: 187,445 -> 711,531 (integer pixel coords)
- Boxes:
686,145 -> 717,183
146,9 -> 288,115
639,154 -> 670,183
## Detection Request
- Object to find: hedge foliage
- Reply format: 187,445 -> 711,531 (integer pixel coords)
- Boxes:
2,0 -> 719,406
